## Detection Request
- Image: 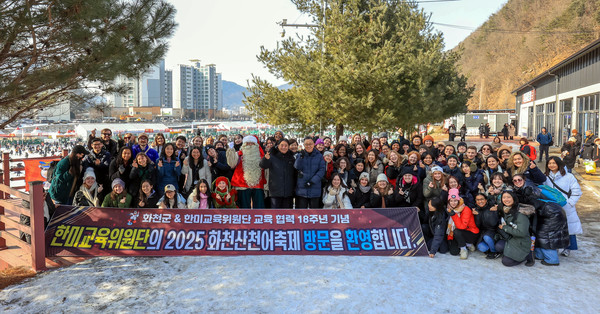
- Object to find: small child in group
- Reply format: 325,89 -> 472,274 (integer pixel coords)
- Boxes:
212,176 -> 238,208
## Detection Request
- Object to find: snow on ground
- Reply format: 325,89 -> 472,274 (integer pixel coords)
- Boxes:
0,232 -> 598,313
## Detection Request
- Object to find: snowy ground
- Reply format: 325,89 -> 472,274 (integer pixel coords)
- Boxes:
0,227 -> 598,313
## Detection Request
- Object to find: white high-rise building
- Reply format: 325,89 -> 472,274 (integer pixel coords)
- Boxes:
172,61 -> 223,117
111,59 -> 166,108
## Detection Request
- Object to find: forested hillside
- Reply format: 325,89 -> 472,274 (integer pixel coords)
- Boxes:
457,0 -> 600,109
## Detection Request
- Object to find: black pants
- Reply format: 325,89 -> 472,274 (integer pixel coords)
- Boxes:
503,133 -> 509,140
454,229 -> 478,248
271,197 -> 293,209
538,144 -> 550,161
295,196 -> 320,209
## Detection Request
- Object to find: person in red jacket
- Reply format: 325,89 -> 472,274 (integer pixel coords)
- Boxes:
447,188 -> 480,260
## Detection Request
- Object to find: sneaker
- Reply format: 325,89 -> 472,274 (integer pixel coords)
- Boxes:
541,260 -> 559,266
491,252 -> 502,259
485,252 -> 495,259
460,248 -> 468,260
561,249 -> 570,257
525,259 -> 535,267
466,244 -> 476,252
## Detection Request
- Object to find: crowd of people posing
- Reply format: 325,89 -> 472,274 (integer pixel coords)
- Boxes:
46,128 -> 584,267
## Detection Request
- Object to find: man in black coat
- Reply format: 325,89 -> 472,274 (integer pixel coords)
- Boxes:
82,137 -> 112,200
260,139 -> 296,208
87,128 -> 118,158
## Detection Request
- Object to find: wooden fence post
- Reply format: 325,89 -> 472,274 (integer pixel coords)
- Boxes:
0,154 -> 5,250
29,181 -> 47,271
2,152 -> 9,193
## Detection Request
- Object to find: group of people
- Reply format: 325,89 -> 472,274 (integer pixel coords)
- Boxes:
45,127 -> 589,267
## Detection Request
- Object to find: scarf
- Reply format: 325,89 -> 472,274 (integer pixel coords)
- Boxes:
446,203 -> 465,239
199,192 -> 209,209
80,183 -> 98,206
328,187 -> 347,209
358,184 -> 371,194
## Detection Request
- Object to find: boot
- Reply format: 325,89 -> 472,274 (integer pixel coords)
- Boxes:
460,247 -> 468,260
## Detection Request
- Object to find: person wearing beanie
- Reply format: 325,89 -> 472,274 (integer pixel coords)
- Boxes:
456,142 -> 468,161
101,178 -> 132,208
231,134 -> 266,209
338,135 -> 348,145
348,172 -> 372,208
423,165 -> 446,208
379,132 -> 389,145
571,129 -> 582,148
274,130 -> 284,142
315,138 -> 325,154
390,140 -> 400,153
395,166 -> 423,213
421,135 -> 439,160
561,136 -> 580,172
370,172 -> 396,208
462,160 -> 484,200
399,139 -> 412,155
73,168 -> 103,207
49,144 -> 89,205
322,150 -> 335,183
446,188 -> 479,260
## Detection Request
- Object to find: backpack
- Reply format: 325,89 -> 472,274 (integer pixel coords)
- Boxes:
527,145 -> 537,161
46,158 -> 63,184
537,185 -> 567,206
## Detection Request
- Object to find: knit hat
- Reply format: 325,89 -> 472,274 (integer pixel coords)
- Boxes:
379,132 -> 388,139
568,137 -> 576,142
423,135 -> 434,142
275,130 -> 284,137
572,129 -> 578,134
242,135 -> 258,144
457,142 -> 467,148
376,173 -> 388,183
323,151 -> 333,158
338,135 -> 348,143
111,178 -> 125,189
164,184 -> 176,192
448,188 -> 461,200
83,168 -> 96,180
72,145 -> 89,156
400,166 -> 417,177
431,165 -> 443,173
359,172 -> 370,181
447,154 -> 459,162
315,138 -> 324,145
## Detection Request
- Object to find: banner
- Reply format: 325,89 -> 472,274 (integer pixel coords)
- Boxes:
23,158 -> 61,191
46,206 -> 428,257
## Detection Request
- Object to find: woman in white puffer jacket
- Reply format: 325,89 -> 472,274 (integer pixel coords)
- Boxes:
544,157 -> 582,257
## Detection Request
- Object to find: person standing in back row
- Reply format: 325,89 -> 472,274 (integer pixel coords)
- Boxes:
536,127 -> 553,162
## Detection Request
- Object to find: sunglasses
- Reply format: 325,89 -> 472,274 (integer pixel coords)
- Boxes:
482,148 -> 490,151
124,136 -> 131,139
102,133 -> 112,136
513,178 -> 523,182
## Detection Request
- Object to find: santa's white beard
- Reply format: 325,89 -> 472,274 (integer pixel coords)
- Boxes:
241,144 -> 261,187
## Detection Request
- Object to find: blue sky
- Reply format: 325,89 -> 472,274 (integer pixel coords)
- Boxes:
164,0 -> 508,86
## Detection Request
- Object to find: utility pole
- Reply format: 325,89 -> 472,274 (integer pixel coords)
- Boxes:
479,77 -> 485,110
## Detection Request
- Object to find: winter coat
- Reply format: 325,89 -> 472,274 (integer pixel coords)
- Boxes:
157,193 -> 187,209
545,171 -> 582,235
72,184 -> 101,207
561,143 -> 579,169
260,147 -> 296,198
442,165 -> 464,185
157,158 -> 182,193
482,166 -> 503,186
535,201 -> 570,249
348,187 -> 371,208
334,169 -> 356,188
82,148 -> 111,187
473,203 -> 499,245
460,126 -> 467,137
49,157 -> 76,204
428,210 -> 449,255
463,170 -> 484,199
506,152 -> 547,185
322,186 -> 353,209
501,204 -> 534,262
132,144 -> 159,163
449,205 -> 479,234
134,191 -> 160,209
593,144 -> 600,166
101,193 -> 133,208
294,150 -> 326,198
109,159 -> 133,189
209,147 -> 233,180
187,188 -> 212,209
422,175 -> 443,206
581,135 -> 597,159
87,135 -> 118,158
536,132 -> 552,145
365,160 -> 384,186
369,189 -> 396,208
395,177 -> 423,210
181,157 -> 212,193
129,163 -> 158,197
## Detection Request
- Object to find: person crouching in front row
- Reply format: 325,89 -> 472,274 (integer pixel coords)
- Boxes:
446,188 -> 479,260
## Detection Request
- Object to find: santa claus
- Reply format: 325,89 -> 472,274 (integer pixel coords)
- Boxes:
230,135 -> 266,208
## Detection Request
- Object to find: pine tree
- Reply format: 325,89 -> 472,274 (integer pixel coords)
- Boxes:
245,0 -> 473,138
0,0 -> 177,128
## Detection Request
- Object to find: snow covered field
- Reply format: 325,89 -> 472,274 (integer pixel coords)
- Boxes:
0,231 -> 598,313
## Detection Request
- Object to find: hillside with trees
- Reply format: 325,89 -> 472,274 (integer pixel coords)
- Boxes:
458,0 -> 600,110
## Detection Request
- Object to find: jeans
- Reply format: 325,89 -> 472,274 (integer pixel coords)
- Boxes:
567,235 -> 578,250
535,248 -> 560,264
538,144 -> 550,161
477,235 -> 497,253
295,196 -> 320,209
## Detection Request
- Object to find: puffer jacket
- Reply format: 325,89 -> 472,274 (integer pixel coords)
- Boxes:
474,203 -> 499,245
348,186 -> 371,208
322,186 -> 353,209
294,149 -> 326,198
181,157 -> 211,193
442,165 -> 464,185
49,157 -> 76,204
157,158 -> 182,194
428,209 -> 449,255
260,147 -> 296,198
501,204 -> 535,262
545,171 -> 582,235
560,143 -> 579,169
535,202 -> 570,250
129,163 -> 158,197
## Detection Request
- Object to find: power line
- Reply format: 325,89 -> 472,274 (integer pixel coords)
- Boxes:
431,22 -> 597,34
